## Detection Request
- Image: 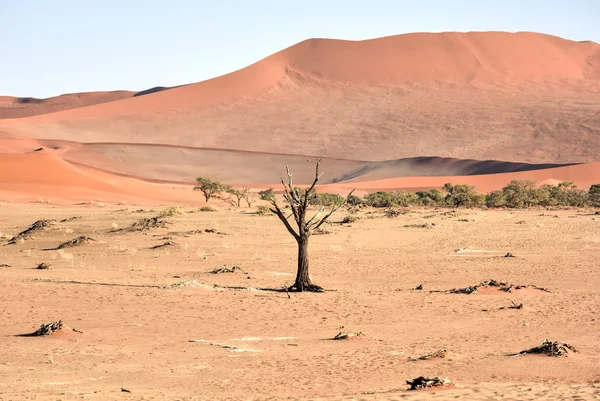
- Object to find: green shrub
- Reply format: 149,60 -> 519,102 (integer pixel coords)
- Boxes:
551,182 -> 589,207
416,189 -> 445,206
502,180 -> 538,208
486,190 -> 506,208
590,184 -> 600,207
199,205 -> 218,212
310,193 -> 345,207
364,191 -> 396,208
444,183 -> 485,207
393,190 -> 420,207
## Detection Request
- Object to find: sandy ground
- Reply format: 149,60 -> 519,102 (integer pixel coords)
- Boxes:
1,203 -> 599,400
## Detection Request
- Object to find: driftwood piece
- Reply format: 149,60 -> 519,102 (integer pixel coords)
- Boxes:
513,339 -> 577,357
333,330 -> 366,340
111,217 -> 168,233
150,241 -> 177,250
210,265 -> 246,274
409,349 -> 448,361
21,321 -> 64,336
447,279 -> 551,294
406,376 -> 453,390
7,220 -> 55,244
54,236 -> 96,250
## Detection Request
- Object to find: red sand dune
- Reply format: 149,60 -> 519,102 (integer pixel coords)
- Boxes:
0,32 -> 599,203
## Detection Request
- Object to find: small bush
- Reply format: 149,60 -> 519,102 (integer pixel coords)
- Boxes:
199,205 -> 218,212
341,213 -> 357,224
256,205 -> 271,214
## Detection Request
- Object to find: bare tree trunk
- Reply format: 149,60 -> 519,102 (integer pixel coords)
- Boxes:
290,236 -> 322,292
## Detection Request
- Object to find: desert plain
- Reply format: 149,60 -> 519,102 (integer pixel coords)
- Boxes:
0,203 -> 599,400
1,31 -> 600,400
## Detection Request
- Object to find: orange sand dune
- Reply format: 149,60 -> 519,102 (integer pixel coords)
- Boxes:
0,150 -> 205,205
0,32 -> 598,164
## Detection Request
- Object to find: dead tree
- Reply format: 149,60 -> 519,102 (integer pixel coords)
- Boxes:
267,160 -> 354,292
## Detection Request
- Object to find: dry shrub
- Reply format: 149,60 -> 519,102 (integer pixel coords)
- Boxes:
199,205 -> 218,212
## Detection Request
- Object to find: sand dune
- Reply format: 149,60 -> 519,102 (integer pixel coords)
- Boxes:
0,32 -> 599,203
0,32 -> 598,163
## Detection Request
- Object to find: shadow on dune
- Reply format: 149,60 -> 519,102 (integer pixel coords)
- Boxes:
133,85 -> 186,97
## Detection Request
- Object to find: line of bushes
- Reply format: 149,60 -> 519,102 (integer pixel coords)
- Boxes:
337,181 -> 600,208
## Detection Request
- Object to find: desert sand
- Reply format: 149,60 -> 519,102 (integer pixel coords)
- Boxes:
0,204 -> 599,400
0,31 -> 599,204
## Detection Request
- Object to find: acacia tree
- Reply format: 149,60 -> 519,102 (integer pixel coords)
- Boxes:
266,160 -> 354,292
194,177 -> 225,202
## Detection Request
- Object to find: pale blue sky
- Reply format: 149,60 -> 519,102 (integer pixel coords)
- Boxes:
1,0 -> 599,98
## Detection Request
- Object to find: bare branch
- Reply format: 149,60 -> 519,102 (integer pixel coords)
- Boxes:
305,205 -> 326,228
270,201 -> 299,241
302,159 -> 322,211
